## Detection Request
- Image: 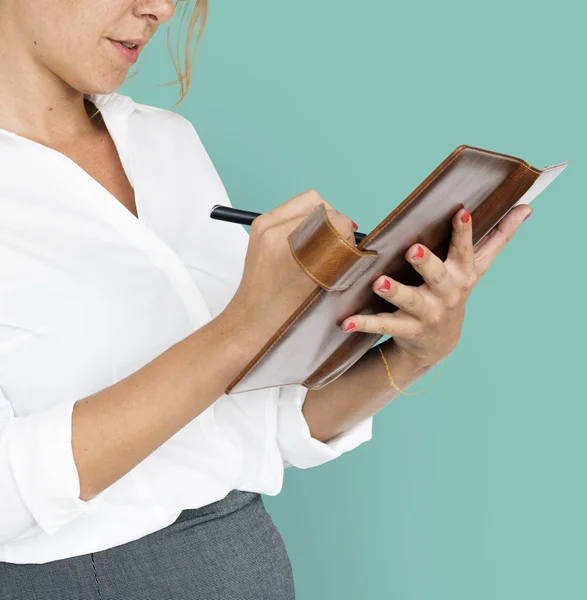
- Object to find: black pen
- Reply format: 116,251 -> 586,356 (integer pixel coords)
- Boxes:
209,205 -> 367,243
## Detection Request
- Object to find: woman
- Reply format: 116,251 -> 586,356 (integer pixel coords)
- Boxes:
0,1 -> 533,598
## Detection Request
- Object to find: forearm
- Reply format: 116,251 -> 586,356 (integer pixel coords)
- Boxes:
302,340 -> 434,443
73,314 -> 259,502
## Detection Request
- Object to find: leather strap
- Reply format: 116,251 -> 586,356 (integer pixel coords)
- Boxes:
288,203 -> 379,292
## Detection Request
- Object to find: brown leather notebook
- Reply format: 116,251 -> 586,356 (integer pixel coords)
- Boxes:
226,145 -> 568,394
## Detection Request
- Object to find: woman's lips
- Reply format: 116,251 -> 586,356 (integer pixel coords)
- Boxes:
108,39 -> 140,64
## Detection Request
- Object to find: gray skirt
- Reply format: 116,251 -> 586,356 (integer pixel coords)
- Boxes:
0,490 -> 295,600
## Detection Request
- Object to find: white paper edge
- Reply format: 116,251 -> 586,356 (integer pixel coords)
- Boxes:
512,161 -> 570,208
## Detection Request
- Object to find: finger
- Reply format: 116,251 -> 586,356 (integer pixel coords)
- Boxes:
340,311 -> 419,338
447,207 -> 474,276
262,208 -> 356,251
474,204 -> 533,277
328,212 -> 357,245
259,193 -> 357,246
404,243 -> 452,297
371,275 -> 429,318
253,189 -> 336,232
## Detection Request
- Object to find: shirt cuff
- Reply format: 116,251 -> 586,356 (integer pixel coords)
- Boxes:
4,397 -> 105,537
276,383 -> 373,469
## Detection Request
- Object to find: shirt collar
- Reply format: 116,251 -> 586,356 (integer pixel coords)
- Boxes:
84,91 -> 137,118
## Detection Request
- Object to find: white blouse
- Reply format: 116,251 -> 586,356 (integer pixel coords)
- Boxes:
0,91 -> 372,564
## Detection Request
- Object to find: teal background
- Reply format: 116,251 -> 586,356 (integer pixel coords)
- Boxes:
121,1 -> 585,598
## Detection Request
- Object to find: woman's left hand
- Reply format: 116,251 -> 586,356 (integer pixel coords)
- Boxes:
340,204 -> 533,370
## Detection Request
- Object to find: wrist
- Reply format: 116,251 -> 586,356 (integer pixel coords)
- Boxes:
383,340 -> 436,378
214,307 -> 271,365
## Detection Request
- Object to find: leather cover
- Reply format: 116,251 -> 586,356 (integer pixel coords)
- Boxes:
226,145 -> 568,394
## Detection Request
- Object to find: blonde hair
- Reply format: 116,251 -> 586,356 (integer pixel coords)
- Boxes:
156,0 -> 209,107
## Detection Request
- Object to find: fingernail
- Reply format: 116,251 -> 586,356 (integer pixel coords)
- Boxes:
461,209 -> 471,224
378,278 -> 391,292
523,211 -> 532,222
342,321 -> 356,331
351,221 -> 359,230
412,245 -> 424,260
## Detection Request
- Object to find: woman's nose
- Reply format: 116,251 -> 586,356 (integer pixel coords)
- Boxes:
135,0 -> 176,25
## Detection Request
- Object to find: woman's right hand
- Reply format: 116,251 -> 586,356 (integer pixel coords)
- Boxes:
221,190 -> 358,350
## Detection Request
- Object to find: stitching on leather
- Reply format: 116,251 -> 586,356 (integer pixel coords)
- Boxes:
290,238 -> 374,292
360,145 -> 520,247
289,239 -> 336,290
90,553 -> 104,600
358,148 -> 538,249
287,202 -> 323,241
288,207 -> 354,291
519,161 -> 541,176
320,204 -> 366,256
470,145 -> 541,175
289,204 -> 377,291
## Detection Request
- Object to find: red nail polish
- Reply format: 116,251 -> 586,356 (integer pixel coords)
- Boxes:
378,278 -> 391,292
461,209 -> 471,224
523,211 -> 532,221
344,322 -> 356,331
412,246 -> 424,260
351,221 -> 359,230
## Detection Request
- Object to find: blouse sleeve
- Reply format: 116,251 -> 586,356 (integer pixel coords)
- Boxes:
275,383 -> 373,469
0,386 -> 104,544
